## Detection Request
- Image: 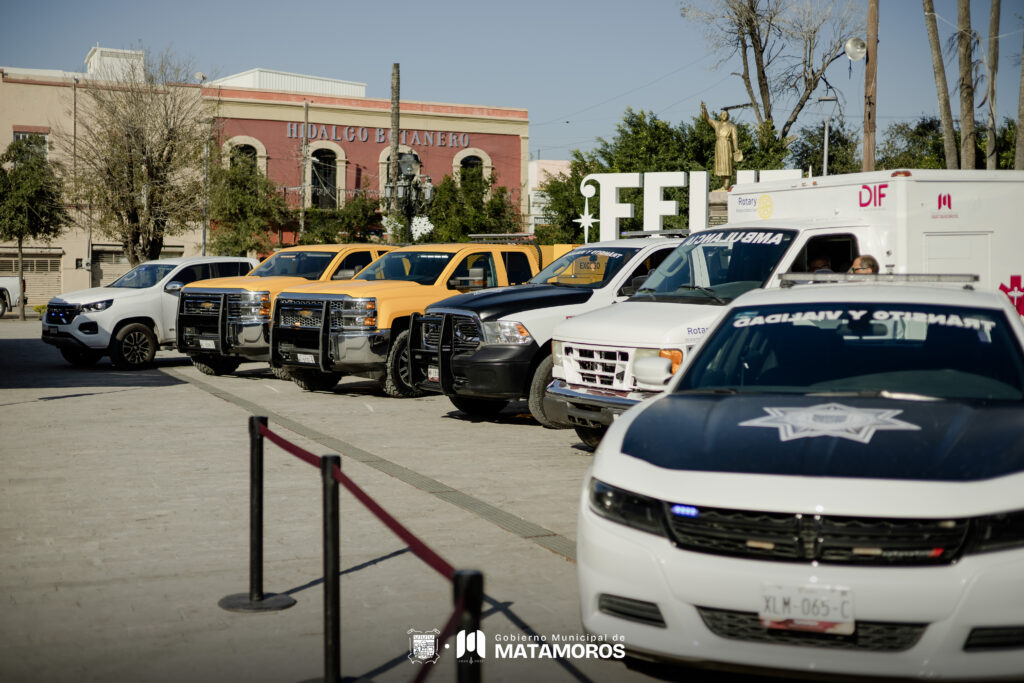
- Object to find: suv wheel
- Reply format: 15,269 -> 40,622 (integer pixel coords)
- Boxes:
382,330 -> 424,398
574,425 -> 606,450
0,293 -> 8,317
110,323 -> 157,369
191,354 -> 241,376
527,355 -> 559,428
60,347 -> 103,367
290,368 -> 342,392
450,396 -> 508,418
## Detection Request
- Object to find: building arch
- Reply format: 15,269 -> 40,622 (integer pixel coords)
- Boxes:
453,148 -> 493,183
377,144 -> 420,197
222,135 -> 268,174
308,140 -> 347,209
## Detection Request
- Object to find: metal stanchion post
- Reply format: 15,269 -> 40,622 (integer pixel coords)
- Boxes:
322,455 -> 341,683
454,570 -> 484,683
219,416 -> 297,612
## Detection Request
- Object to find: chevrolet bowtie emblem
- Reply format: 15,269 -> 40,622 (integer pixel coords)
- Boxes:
299,310 -> 313,318
200,302 -> 214,310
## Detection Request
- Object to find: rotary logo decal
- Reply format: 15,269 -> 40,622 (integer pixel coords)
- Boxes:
739,402 -> 920,444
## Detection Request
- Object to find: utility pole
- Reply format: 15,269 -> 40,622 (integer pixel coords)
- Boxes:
300,100 -> 309,240
389,64 -> 401,242
862,0 -> 878,171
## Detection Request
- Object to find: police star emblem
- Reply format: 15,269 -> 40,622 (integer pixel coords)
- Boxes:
407,628 -> 441,664
739,402 -> 920,444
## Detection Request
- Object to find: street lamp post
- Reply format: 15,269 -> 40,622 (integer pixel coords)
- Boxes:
384,151 -> 434,242
817,95 -> 838,176
195,72 -> 209,255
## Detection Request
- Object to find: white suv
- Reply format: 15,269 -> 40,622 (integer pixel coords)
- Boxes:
41,256 -> 257,369
578,279 -> 1024,679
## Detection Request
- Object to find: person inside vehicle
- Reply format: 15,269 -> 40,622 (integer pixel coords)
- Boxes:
808,255 -> 833,273
849,254 -> 880,274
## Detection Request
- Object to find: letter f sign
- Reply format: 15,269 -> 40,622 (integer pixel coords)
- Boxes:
456,630 -> 486,658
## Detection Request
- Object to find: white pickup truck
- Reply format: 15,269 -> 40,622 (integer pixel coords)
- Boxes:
41,256 -> 257,369
0,276 -> 24,316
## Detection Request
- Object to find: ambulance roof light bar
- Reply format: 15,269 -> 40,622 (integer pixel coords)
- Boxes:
779,273 -> 979,288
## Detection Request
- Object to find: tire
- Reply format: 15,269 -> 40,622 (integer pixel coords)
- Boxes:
270,365 -> 292,381
290,368 -> 342,392
190,354 -> 242,376
382,329 -> 424,398
574,425 -> 607,450
449,396 -> 508,418
527,354 -> 560,428
0,293 -> 8,317
110,323 -> 157,369
59,347 -> 103,367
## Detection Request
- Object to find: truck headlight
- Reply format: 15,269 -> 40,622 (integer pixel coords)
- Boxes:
232,291 -> 271,322
589,479 -> 666,536
552,340 -> 563,366
634,347 -> 684,374
330,297 -> 377,330
81,299 -> 114,312
481,320 -> 533,345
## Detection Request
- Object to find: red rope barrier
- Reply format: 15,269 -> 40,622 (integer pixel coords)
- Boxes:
411,592 -> 467,683
257,423 -> 455,581
332,463 -> 455,581
258,423 -> 321,469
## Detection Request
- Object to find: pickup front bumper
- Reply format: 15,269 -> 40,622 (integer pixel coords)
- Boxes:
409,311 -> 536,400
177,289 -> 270,360
543,379 -> 645,429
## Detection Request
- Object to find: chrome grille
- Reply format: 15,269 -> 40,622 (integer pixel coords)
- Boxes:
45,303 -> 79,325
698,608 -> 927,652
419,313 -> 480,352
276,299 -> 325,329
665,504 -> 969,566
181,293 -> 222,316
563,343 -> 631,389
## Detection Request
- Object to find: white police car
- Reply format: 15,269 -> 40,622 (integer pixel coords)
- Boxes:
577,277 -> 1024,679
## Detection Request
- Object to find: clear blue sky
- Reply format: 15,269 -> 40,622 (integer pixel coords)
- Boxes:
2,0 -> 1021,161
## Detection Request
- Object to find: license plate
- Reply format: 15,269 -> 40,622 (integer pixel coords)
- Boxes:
428,365 -> 439,382
199,339 -> 215,350
46,325 -> 58,334
759,583 -> 855,635
297,353 -> 315,364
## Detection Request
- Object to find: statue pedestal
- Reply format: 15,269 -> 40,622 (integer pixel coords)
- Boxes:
708,190 -> 729,227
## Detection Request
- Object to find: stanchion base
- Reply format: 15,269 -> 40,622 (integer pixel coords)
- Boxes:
218,592 -> 297,612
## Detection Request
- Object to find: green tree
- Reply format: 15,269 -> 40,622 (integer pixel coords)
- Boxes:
207,149 -> 288,256
63,48 -> 207,265
0,137 -> 69,319
299,191 -> 383,245
425,166 -> 521,243
787,117 -> 861,175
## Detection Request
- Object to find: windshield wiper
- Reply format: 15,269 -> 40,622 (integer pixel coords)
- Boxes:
807,390 -> 943,401
673,285 -> 726,304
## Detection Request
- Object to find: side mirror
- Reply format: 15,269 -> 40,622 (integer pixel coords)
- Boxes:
634,357 -> 673,387
334,268 -> 356,280
620,274 -> 649,297
164,281 -> 184,295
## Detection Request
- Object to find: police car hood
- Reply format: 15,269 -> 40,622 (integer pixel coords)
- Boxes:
430,284 -> 593,319
555,300 -> 724,347
50,286 -> 148,304
592,393 -> 1024,519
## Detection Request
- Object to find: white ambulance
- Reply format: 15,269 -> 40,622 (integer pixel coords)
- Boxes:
545,169 -> 1024,447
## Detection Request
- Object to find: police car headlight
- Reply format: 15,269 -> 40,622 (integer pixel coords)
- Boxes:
970,509 -> 1024,554
481,320 -> 533,345
634,347 -> 684,374
589,479 -> 665,536
81,299 -> 114,312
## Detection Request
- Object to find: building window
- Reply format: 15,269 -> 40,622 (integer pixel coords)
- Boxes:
12,132 -> 48,158
312,149 -> 338,209
231,144 -> 258,169
460,155 -> 483,170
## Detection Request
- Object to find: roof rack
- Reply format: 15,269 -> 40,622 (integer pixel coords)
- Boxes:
620,229 -> 690,238
779,273 -> 979,288
468,232 -> 536,243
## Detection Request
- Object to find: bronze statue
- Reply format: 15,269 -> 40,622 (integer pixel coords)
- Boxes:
701,102 -> 743,190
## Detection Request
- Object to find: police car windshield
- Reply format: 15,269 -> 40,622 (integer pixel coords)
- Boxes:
108,264 -> 177,289
530,247 -> 640,289
637,229 -> 795,302
677,302 -> 1024,401
250,251 -> 336,280
355,251 -> 455,285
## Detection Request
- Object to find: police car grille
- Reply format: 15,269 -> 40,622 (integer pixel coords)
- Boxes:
697,608 -> 927,652
451,316 -> 481,350
277,299 -> 325,329
419,314 -> 443,350
665,505 -> 969,566
181,293 -> 222,316
45,303 -> 79,325
563,343 -> 630,389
